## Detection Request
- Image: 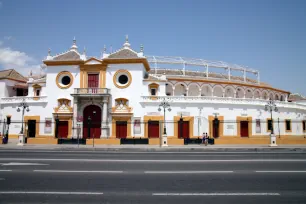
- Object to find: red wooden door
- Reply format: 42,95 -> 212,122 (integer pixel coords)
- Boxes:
178,121 -> 189,138
240,121 -> 249,137
83,105 -> 101,139
213,123 -> 219,138
88,74 -> 99,94
116,121 -> 127,138
148,121 -> 159,138
58,121 -> 68,138
88,74 -> 99,88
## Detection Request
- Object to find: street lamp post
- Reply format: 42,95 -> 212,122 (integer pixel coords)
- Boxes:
16,99 -> 30,146
265,99 -> 278,147
158,100 -> 171,147
92,110 -> 96,148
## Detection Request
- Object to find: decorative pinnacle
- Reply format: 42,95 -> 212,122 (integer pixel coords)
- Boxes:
123,35 -> 130,48
140,44 -> 143,52
103,45 -> 106,53
71,37 -> 78,50
83,46 -> 86,55
48,48 -> 51,56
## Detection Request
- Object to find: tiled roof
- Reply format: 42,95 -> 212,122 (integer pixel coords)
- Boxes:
108,48 -> 138,59
288,94 -> 305,101
52,50 -> 81,61
0,69 -> 27,82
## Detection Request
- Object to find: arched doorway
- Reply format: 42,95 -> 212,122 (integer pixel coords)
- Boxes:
83,105 -> 101,139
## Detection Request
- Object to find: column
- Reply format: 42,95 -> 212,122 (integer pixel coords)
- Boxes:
101,97 -> 109,138
228,68 -> 231,81
172,86 -> 175,96
73,98 -> 78,139
257,72 -> 260,84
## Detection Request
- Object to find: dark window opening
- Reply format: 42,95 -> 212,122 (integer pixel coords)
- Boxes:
36,89 -> 40,96
118,75 -> 128,85
16,88 -> 25,96
303,121 -> 306,131
151,89 -> 156,96
268,119 -> 273,131
285,120 -> 291,131
62,76 -> 71,85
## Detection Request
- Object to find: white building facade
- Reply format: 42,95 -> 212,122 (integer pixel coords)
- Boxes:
1,37 -> 306,145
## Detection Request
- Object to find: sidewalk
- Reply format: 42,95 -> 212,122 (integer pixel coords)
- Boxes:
1,139 -> 306,151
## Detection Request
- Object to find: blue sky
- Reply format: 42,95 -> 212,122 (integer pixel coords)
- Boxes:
0,0 -> 305,95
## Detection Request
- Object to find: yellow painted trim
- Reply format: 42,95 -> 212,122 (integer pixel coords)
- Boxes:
8,134 -> 19,139
80,70 -> 84,88
111,116 -> 132,138
113,69 -> 132,89
148,83 -> 159,89
285,119 -> 292,133
143,116 -> 164,138
208,116 -> 224,137
43,60 -> 83,66
27,138 -> 58,144
173,116 -> 194,138
86,138 -> 120,145
56,71 -> 74,89
54,98 -> 73,113
24,116 -> 40,137
84,57 -> 103,64
32,84 -> 41,88
236,116 -> 252,137
52,114 -> 73,138
80,64 -> 107,88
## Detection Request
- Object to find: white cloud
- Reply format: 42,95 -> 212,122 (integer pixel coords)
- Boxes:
4,36 -> 13,41
0,45 -> 42,76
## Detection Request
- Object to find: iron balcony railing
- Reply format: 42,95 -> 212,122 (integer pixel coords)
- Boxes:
74,88 -> 111,95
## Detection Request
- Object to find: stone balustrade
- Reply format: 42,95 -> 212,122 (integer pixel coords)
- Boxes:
0,96 -> 48,104
141,96 -> 306,110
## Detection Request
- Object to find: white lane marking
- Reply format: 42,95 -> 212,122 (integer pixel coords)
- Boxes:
1,162 -> 48,166
0,170 -> 12,172
145,171 -> 233,174
0,158 -> 305,162
0,191 -> 103,195
153,193 -> 280,196
33,170 -> 123,173
256,171 -> 306,173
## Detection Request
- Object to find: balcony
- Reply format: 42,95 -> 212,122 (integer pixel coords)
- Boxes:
0,96 -> 48,104
141,96 -> 306,110
72,88 -> 111,96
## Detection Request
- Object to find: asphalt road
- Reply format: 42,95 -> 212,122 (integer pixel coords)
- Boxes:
0,150 -> 306,204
